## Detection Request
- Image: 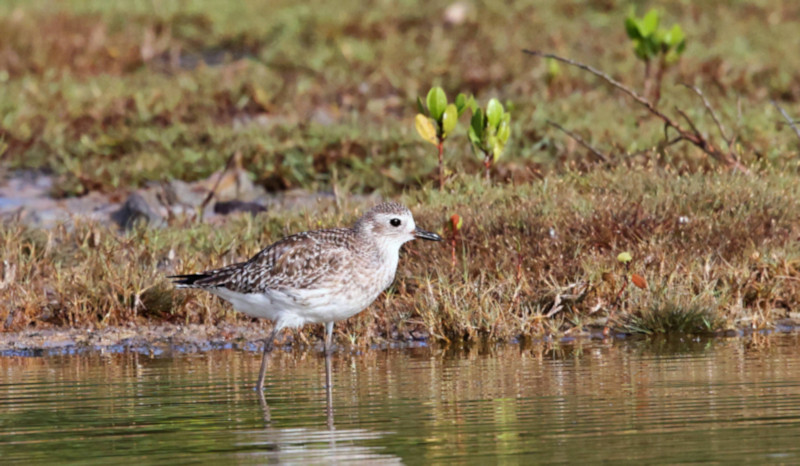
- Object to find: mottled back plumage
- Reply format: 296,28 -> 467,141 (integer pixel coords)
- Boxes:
173,228 -> 361,292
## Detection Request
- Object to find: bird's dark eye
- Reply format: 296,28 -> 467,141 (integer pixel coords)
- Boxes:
390,218 -> 401,227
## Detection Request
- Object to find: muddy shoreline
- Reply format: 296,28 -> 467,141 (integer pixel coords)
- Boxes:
2,321 -> 798,357
0,322 -> 437,357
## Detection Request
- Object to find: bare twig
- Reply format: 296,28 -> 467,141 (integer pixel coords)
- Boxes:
675,108 -> 702,139
547,120 -> 610,163
771,99 -> 800,144
523,50 -> 673,121
680,83 -> 731,143
545,293 -> 563,318
199,150 -> 239,217
522,50 -> 750,174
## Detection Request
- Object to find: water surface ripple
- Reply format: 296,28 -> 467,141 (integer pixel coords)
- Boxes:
2,335 -> 800,463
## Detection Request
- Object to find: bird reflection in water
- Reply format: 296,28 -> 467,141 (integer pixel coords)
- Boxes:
257,352 -> 335,430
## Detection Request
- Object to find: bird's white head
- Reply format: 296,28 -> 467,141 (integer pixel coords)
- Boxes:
354,202 -> 442,253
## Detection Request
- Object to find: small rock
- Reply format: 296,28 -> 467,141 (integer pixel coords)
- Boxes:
163,179 -> 207,207
111,193 -> 164,229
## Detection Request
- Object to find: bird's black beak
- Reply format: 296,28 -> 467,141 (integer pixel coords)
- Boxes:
414,227 -> 443,241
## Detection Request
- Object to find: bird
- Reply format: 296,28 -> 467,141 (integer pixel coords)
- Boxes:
170,202 -> 442,391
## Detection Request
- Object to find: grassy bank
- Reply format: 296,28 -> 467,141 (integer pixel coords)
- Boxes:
2,1 -> 800,343
2,168 -> 799,343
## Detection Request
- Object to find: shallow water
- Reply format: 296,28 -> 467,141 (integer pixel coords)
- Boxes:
2,334 -> 800,464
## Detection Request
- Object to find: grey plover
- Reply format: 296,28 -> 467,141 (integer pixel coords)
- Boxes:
171,202 -> 442,391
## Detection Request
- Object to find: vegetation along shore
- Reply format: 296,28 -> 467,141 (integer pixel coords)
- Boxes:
2,1 -> 800,349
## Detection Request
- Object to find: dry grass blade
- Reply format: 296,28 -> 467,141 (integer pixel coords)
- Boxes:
680,83 -> 731,144
547,120 -> 609,163
771,100 -> 800,145
0,261 -> 17,290
198,150 -> 241,219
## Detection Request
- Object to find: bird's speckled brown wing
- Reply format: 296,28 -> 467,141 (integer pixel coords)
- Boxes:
176,228 -> 363,293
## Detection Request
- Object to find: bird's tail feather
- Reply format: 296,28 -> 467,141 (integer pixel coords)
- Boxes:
169,273 -> 212,288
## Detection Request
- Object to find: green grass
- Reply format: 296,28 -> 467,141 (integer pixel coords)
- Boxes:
1,0 -> 799,196
2,1 -> 800,341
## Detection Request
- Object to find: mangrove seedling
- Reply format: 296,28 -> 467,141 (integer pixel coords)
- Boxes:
446,213 -> 463,269
468,98 -> 511,182
625,8 -> 686,105
604,251 -> 649,336
415,87 -> 470,190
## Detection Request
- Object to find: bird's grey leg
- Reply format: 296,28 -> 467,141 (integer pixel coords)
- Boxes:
257,388 -> 271,425
325,351 -> 334,429
256,326 -> 280,392
324,321 -> 334,356
323,322 -> 335,423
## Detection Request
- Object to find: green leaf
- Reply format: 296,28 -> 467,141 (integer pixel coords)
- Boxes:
442,103 -> 458,138
455,93 -> 467,114
624,17 -> 641,40
468,125 -> 481,147
653,28 -> 666,49
468,96 -> 479,113
617,252 -> 633,264
415,113 -> 438,145
664,24 -> 685,48
547,58 -> 561,80
416,96 -> 426,116
470,108 -> 484,139
640,9 -> 660,37
426,87 -> 447,121
497,120 -> 510,144
647,36 -> 662,56
676,37 -> 687,54
492,140 -> 504,163
634,35 -> 659,60
661,29 -> 673,48
486,98 -> 503,129
634,41 -> 649,60
663,24 -> 686,59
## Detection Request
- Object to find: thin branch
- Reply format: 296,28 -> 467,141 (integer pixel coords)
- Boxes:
199,150 -> 239,218
547,120 -> 609,163
522,49 -> 750,174
675,107 -> 702,139
680,83 -> 730,143
771,99 -> 800,144
523,50 -> 674,123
